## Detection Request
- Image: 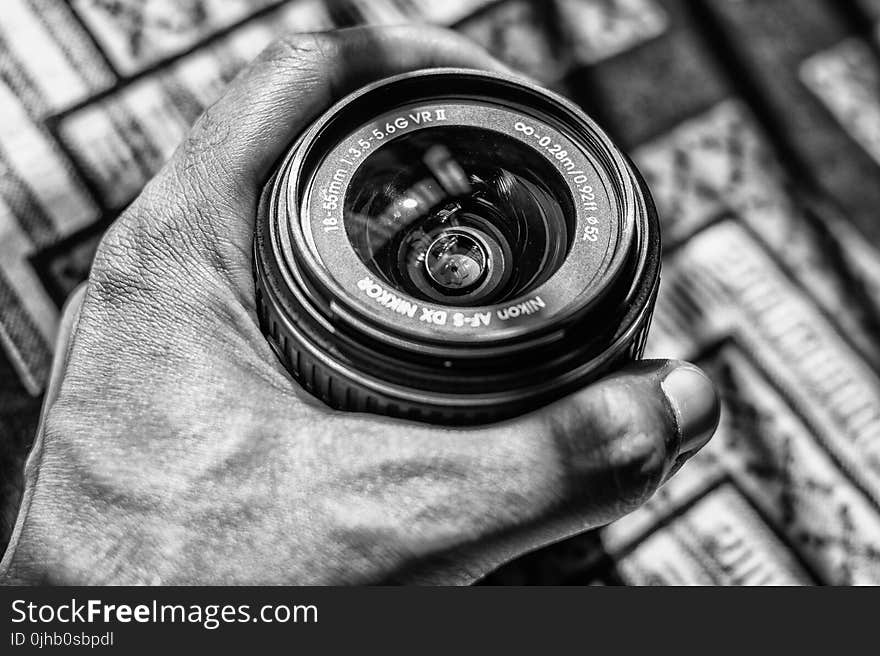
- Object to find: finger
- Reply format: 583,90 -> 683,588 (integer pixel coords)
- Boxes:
186,25 -> 511,188
529,359 -> 719,517
153,25 -> 509,274
376,359 -> 719,583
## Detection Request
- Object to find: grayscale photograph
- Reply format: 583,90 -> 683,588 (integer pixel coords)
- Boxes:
0,3 -> 879,635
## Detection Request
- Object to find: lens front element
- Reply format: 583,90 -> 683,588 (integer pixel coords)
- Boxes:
344,126 -> 574,307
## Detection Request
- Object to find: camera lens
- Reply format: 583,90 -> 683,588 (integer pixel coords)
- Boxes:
254,69 -> 661,424
343,126 -> 572,306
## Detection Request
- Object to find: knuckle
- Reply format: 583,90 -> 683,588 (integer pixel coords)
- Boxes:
180,103 -> 233,174
547,384 -> 670,511
173,97 -> 257,210
258,31 -> 340,69
605,430 -> 667,509
543,385 -> 620,454
89,220 -> 157,303
593,382 -> 668,459
88,193 -> 191,308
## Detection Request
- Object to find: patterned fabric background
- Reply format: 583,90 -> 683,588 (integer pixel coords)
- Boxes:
1,0 -> 880,585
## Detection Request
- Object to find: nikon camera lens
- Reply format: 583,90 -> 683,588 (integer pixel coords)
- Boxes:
254,69 -> 661,424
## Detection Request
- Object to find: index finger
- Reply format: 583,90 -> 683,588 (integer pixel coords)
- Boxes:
188,25 -> 510,189
94,25 -> 508,307
130,25 -> 509,292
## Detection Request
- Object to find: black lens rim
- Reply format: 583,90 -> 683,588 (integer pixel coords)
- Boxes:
253,69 -> 661,421
282,70 -> 636,349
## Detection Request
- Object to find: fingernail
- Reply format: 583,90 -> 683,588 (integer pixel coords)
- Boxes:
660,363 -> 720,455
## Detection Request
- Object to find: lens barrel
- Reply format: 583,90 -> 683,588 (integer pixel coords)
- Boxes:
254,69 -> 660,424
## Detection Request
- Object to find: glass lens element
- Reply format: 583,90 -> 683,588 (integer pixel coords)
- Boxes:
343,126 -> 574,306
425,231 -> 487,292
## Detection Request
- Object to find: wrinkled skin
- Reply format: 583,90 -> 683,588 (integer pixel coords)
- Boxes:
0,26 -> 719,585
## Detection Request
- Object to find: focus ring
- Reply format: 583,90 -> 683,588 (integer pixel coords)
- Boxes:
255,275 -> 658,425
256,282 -> 496,423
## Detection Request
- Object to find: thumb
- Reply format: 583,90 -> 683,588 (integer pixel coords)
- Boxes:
394,359 -> 719,584
536,359 -> 719,521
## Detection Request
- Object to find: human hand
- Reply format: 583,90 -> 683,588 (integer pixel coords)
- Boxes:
0,26 -> 719,585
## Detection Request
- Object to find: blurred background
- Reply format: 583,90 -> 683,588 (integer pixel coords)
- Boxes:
1,0 -> 880,584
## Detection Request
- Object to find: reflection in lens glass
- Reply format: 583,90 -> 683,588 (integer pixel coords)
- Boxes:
344,126 -> 574,306
425,231 -> 487,292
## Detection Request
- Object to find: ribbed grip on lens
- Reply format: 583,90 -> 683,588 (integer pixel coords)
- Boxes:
256,285 -> 471,423
255,280 -> 657,425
